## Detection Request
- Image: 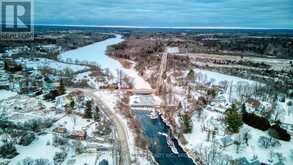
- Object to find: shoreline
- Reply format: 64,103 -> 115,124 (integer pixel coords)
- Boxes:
158,111 -> 200,165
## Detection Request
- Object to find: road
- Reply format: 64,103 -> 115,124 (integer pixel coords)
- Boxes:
69,88 -> 131,165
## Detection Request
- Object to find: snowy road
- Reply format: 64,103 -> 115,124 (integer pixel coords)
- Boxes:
72,88 -> 131,165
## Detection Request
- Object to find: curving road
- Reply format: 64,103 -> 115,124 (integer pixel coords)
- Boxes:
70,88 -> 131,165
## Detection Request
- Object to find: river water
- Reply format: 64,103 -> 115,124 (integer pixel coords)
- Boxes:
135,111 -> 195,165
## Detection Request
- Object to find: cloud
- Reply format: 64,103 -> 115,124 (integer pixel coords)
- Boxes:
35,0 -> 293,28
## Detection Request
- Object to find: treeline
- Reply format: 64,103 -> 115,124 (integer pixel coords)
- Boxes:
189,36 -> 293,59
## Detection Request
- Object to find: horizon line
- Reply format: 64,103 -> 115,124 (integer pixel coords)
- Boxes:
34,23 -> 293,30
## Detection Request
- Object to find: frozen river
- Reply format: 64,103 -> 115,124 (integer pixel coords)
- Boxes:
60,34 -> 151,89
60,34 -> 123,72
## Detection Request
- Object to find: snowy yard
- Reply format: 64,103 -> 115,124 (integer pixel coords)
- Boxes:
0,90 -> 17,101
223,125 -> 293,164
53,115 -> 92,133
10,134 -> 60,164
182,99 -> 293,164
16,58 -> 89,72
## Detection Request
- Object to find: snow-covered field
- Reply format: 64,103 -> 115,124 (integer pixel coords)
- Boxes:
0,90 -> 17,101
195,69 -> 255,85
53,115 -> 92,133
10,134 -> 60,164
195,69 -> 258,101
16,58 -> 89,72
166,47 -> 179,54
73,153 -> 99,165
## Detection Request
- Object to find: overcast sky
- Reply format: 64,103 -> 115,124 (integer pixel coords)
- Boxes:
35,0 -> 293,28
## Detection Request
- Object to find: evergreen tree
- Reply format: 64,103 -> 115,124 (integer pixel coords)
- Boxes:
69,99 -> 75,109
84,101 -> 92,118
180,112 -> 193,133
4,60 -> 9,71
187,69 -> 195,82
225,104 -> 243,133
58,79 -> 65,95
94,106 -> 100,121
241,103 -> 246,113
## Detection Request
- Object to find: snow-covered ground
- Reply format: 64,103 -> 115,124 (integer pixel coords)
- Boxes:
73,153 -> 99,165
10,134 -> 60,164
223,125 -> 293,164
53,115 -> 92,133
195,69 -> 258,101
176,69 -> 293,164
180,96 -> 293,164
16,58 -> 89,72
59,34 -> 151,90
166,47 -> 179,54
195,69 -> 255,85
0,90 -> 17,101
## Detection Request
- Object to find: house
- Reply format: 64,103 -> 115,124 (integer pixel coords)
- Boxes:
53,127 -> 67,136
246,98 -> 261,109
35,44 -> 62,55
3,58 -> 22,72
71,130 -> 87,140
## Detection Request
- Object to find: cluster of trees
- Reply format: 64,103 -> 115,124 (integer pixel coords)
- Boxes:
19,132 -> 35,146
53,152 -> 67,165
22,119 -> 54,132
0,142 -> 18,159
84,100 -> 93,119
82,99 -> 100,122
258,136 -> 281,149
107,36 -> 167,81
179,112 -> 193,133
190,96 -> 208,119
197,143 -> 232,165
53,135 -> 68,146
16,157 -> 51,165
0,117 -> 54,133
116,94 -> 148,150
44,79 -> 66,100
188,35 -> 293,59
